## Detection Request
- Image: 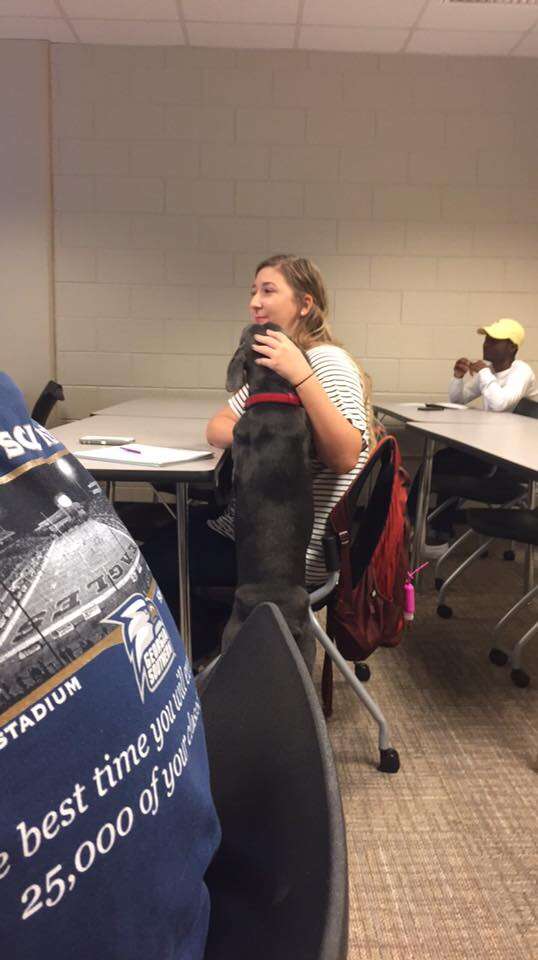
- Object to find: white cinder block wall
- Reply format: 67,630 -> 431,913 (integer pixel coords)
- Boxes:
0,40 -> 53,410
51,44 -> 538,422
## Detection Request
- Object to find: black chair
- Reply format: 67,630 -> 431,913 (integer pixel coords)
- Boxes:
30,380 -> 65,426
435,396 -> 538,618
198,603 -> 348,960
464,506 -> 538,688
307,439 -> 402,774
513,396 -> 538,419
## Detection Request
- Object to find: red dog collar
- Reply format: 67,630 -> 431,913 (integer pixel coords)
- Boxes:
245,392 -> 301,409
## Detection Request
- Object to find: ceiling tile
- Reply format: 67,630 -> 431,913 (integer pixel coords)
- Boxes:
0,0 -> 535,57
183,0 -> 299,24
61,0 -> 178,19
418,0 -> 538,32
299,26 -> 408,53
187,22 -> 294,48
0,17 -> 76,40
303,0 -> 425,29
407,29 -> 524,57
0,1 -> 59,15
512,28 -> 538,57
72,19 -> 185,44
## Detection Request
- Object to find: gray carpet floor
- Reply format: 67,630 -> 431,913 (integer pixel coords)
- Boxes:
320,544 -> 538,960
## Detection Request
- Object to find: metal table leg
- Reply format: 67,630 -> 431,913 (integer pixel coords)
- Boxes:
176,482 -> 192,662
524,480 -> 536,594
411,437 -> 435,576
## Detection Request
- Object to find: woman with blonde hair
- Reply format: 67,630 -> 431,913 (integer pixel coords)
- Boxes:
144,254 -> 373,658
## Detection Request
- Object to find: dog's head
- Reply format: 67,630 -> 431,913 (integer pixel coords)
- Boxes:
226,322 -> 287,393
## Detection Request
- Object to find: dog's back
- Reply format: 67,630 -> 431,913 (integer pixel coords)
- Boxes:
233,395 -> 313,585
223,323 -> 315,669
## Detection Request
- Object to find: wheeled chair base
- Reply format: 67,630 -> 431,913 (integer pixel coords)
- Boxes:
489,583 -> 538,687
308,609 -> 400,774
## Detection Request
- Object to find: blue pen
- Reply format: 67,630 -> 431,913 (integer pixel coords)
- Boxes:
122,446 -> 142,454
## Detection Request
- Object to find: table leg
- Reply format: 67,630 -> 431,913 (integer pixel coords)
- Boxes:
176,482 -> 192,662
524,480 -> 536,594
411,437 -> 435,576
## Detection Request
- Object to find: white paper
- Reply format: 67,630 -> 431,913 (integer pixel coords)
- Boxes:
73,444 -> 213,467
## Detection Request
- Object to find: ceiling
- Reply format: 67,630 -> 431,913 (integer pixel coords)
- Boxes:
1,0 -> 538,57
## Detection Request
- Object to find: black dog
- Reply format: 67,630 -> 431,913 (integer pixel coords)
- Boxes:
222,323 -> 316,672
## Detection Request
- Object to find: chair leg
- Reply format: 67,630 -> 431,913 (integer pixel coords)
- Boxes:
308,610 -> 400,774
489,584 -> 538,675
437,536 -> 495,619
492,584 -> 538,638
509,619 -> 538,687
151,484 -> 176,520
427,496 -> 459,525
434,527 -> 475,584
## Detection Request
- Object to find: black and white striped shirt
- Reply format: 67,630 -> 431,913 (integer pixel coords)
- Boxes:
208,344 -> 370,585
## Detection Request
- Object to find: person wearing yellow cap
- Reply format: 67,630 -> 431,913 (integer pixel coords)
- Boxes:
409,318 -> 537,550
449,318 -> 538,412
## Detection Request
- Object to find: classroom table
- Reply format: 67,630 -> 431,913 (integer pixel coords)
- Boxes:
374,401 -> 516,426
93,391 -> 228,420
51,415 -> 225,663
407,417 -> 538,581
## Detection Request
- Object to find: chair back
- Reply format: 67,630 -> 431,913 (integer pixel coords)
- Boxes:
30,380 -> 64,426
199,603 -> 348,960
514,396 -> 538,419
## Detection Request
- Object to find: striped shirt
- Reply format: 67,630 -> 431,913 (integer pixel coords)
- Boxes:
208,344 -> 370,585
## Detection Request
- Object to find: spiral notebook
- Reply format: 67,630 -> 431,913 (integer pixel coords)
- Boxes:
74,444 -> 213,467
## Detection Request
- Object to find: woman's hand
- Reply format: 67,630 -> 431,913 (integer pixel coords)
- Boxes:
252,330 -> 312,388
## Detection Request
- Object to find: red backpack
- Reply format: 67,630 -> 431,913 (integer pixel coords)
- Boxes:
321,435 -> 410,716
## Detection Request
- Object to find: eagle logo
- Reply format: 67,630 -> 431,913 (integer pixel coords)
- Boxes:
105,594 -> 175,701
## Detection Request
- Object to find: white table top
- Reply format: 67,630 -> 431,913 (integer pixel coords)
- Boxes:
407,418 -> 538,479
51,415 -> 223,482
374,401 -> 515,426
93,391 -> 228,420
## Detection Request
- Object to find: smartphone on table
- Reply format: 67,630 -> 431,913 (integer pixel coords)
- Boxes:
79,436 -> 135,445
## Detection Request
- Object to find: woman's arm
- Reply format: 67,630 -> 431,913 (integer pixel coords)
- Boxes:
295,376 -> 363,474
252,331 -> 363,474
206,404 -> 238,449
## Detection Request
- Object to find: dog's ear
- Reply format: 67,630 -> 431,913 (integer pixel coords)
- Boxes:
226,325 -> 251,392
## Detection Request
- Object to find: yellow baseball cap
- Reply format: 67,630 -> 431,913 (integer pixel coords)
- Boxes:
477,318 -> 525,347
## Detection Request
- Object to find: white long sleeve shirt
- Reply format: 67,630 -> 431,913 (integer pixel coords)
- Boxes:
449,359 -> 538,412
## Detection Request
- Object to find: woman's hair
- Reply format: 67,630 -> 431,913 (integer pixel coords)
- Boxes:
254,253 -> 332,351
254,253 -> 376,444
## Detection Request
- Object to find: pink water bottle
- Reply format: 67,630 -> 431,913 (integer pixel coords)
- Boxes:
404,563 -> 429,624
404,580 -> 415,622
